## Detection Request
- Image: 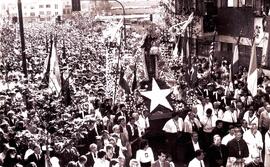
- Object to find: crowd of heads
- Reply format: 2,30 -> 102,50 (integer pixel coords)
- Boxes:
0,13 -> 153,167
1,10 -> 270,167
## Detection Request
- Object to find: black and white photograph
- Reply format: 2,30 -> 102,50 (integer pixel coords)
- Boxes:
0,0 -> 270,166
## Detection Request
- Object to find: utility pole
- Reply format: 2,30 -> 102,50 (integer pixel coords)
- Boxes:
112,0 -> 126,47
17,0 -> 27,77
79,0 -> 126,46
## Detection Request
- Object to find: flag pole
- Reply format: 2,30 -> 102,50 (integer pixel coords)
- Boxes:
42,36 -> 54,85
209,27 -> 217,71
112,27 -> 123,105
247,28 -> 259,97
131,49 -> 139,93
113,47 -> 121,105
230,29 -> 243,82
236,29 -> 243,44
17,0 -> 27,77
186,23 -> 192,87
188,20 -> 192,68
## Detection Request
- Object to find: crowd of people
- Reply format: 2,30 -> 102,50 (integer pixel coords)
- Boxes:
1,11 -> 270,167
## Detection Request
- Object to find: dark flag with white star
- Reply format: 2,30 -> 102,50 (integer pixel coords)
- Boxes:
140,78 -> 173,113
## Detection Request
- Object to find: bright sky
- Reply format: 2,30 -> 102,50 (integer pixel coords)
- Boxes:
0,0 -> 68,5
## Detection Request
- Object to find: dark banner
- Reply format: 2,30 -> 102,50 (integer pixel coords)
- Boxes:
264,16 -> 270,33
217,7 -> 254,38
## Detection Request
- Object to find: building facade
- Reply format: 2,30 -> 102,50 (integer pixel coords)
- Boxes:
169,0 -> 270,68
91,0 -> 159,23
0,0 -> 64,23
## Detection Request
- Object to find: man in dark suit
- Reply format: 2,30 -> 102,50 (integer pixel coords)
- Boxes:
85,117 -> 103,146
205,83 -> 216,102
195,83 -> 205,97
127,116 -> 140,158
235,101 -> 246,123
60,141 -> 80,167
26,144 -> 45,167
85,143 -> 97,167
109,137 -> 121,159
114,104 -> 127,124
151,150 -> 170,167
213,86 -> 224,102
184,131 -> 204,165
239,119 -> 249,134
207,134 -> 228,167
226,131 -> 249,167
212,120 -> 226,138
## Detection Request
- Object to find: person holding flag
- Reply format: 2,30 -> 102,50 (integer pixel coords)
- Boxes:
42,37 -> 62,96
247,37 -> 258,97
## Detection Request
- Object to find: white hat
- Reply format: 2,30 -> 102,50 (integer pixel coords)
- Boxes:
213,101 -> 221,105
7,110 -> 15,115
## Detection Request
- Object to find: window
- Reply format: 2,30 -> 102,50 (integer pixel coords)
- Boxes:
55,4 -> 58,9
30,12 -> 35,16
40,18 -> 45,21
47,11 -> 51,15
227,0 -> 234,7
221,42 -> 232,52
239,45 -> 263,67
204,1 -> 218,15
245,0 -> 253,6
39,11 -> 44,15
63,9 -> 71,14
218,0 -> 227,8
263,0 -> 270,15
197,39 -> 215,57
39,5 -> 44,8
46,4 -> 51,8
55,12 -> 58,15
239,45 -> 250,54
227,0 -> 246,7
221,0 -> 254,7
30,6 -> 34,9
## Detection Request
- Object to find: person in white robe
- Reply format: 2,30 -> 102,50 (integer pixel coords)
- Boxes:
195,101 -> 204,122
200,109 -> 217,132
162,112 -> 184,133
243,109 -> 258,128
195,97 -> 214,121
204,97 -> 214,113
243,123 -> 263,164
221,125 -> 235,145
212,101 -> 224,120
188,149 -> 205,167
200,108 -> 218,147
184,112 -> 201,134
264,128 -> 270,167
222,105 -> 237,124
162,112 -> 183,161
134,112 -> 149,137
93,150 -> 110,167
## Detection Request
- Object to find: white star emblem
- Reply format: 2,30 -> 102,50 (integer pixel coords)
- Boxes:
140,78 -> 173,112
